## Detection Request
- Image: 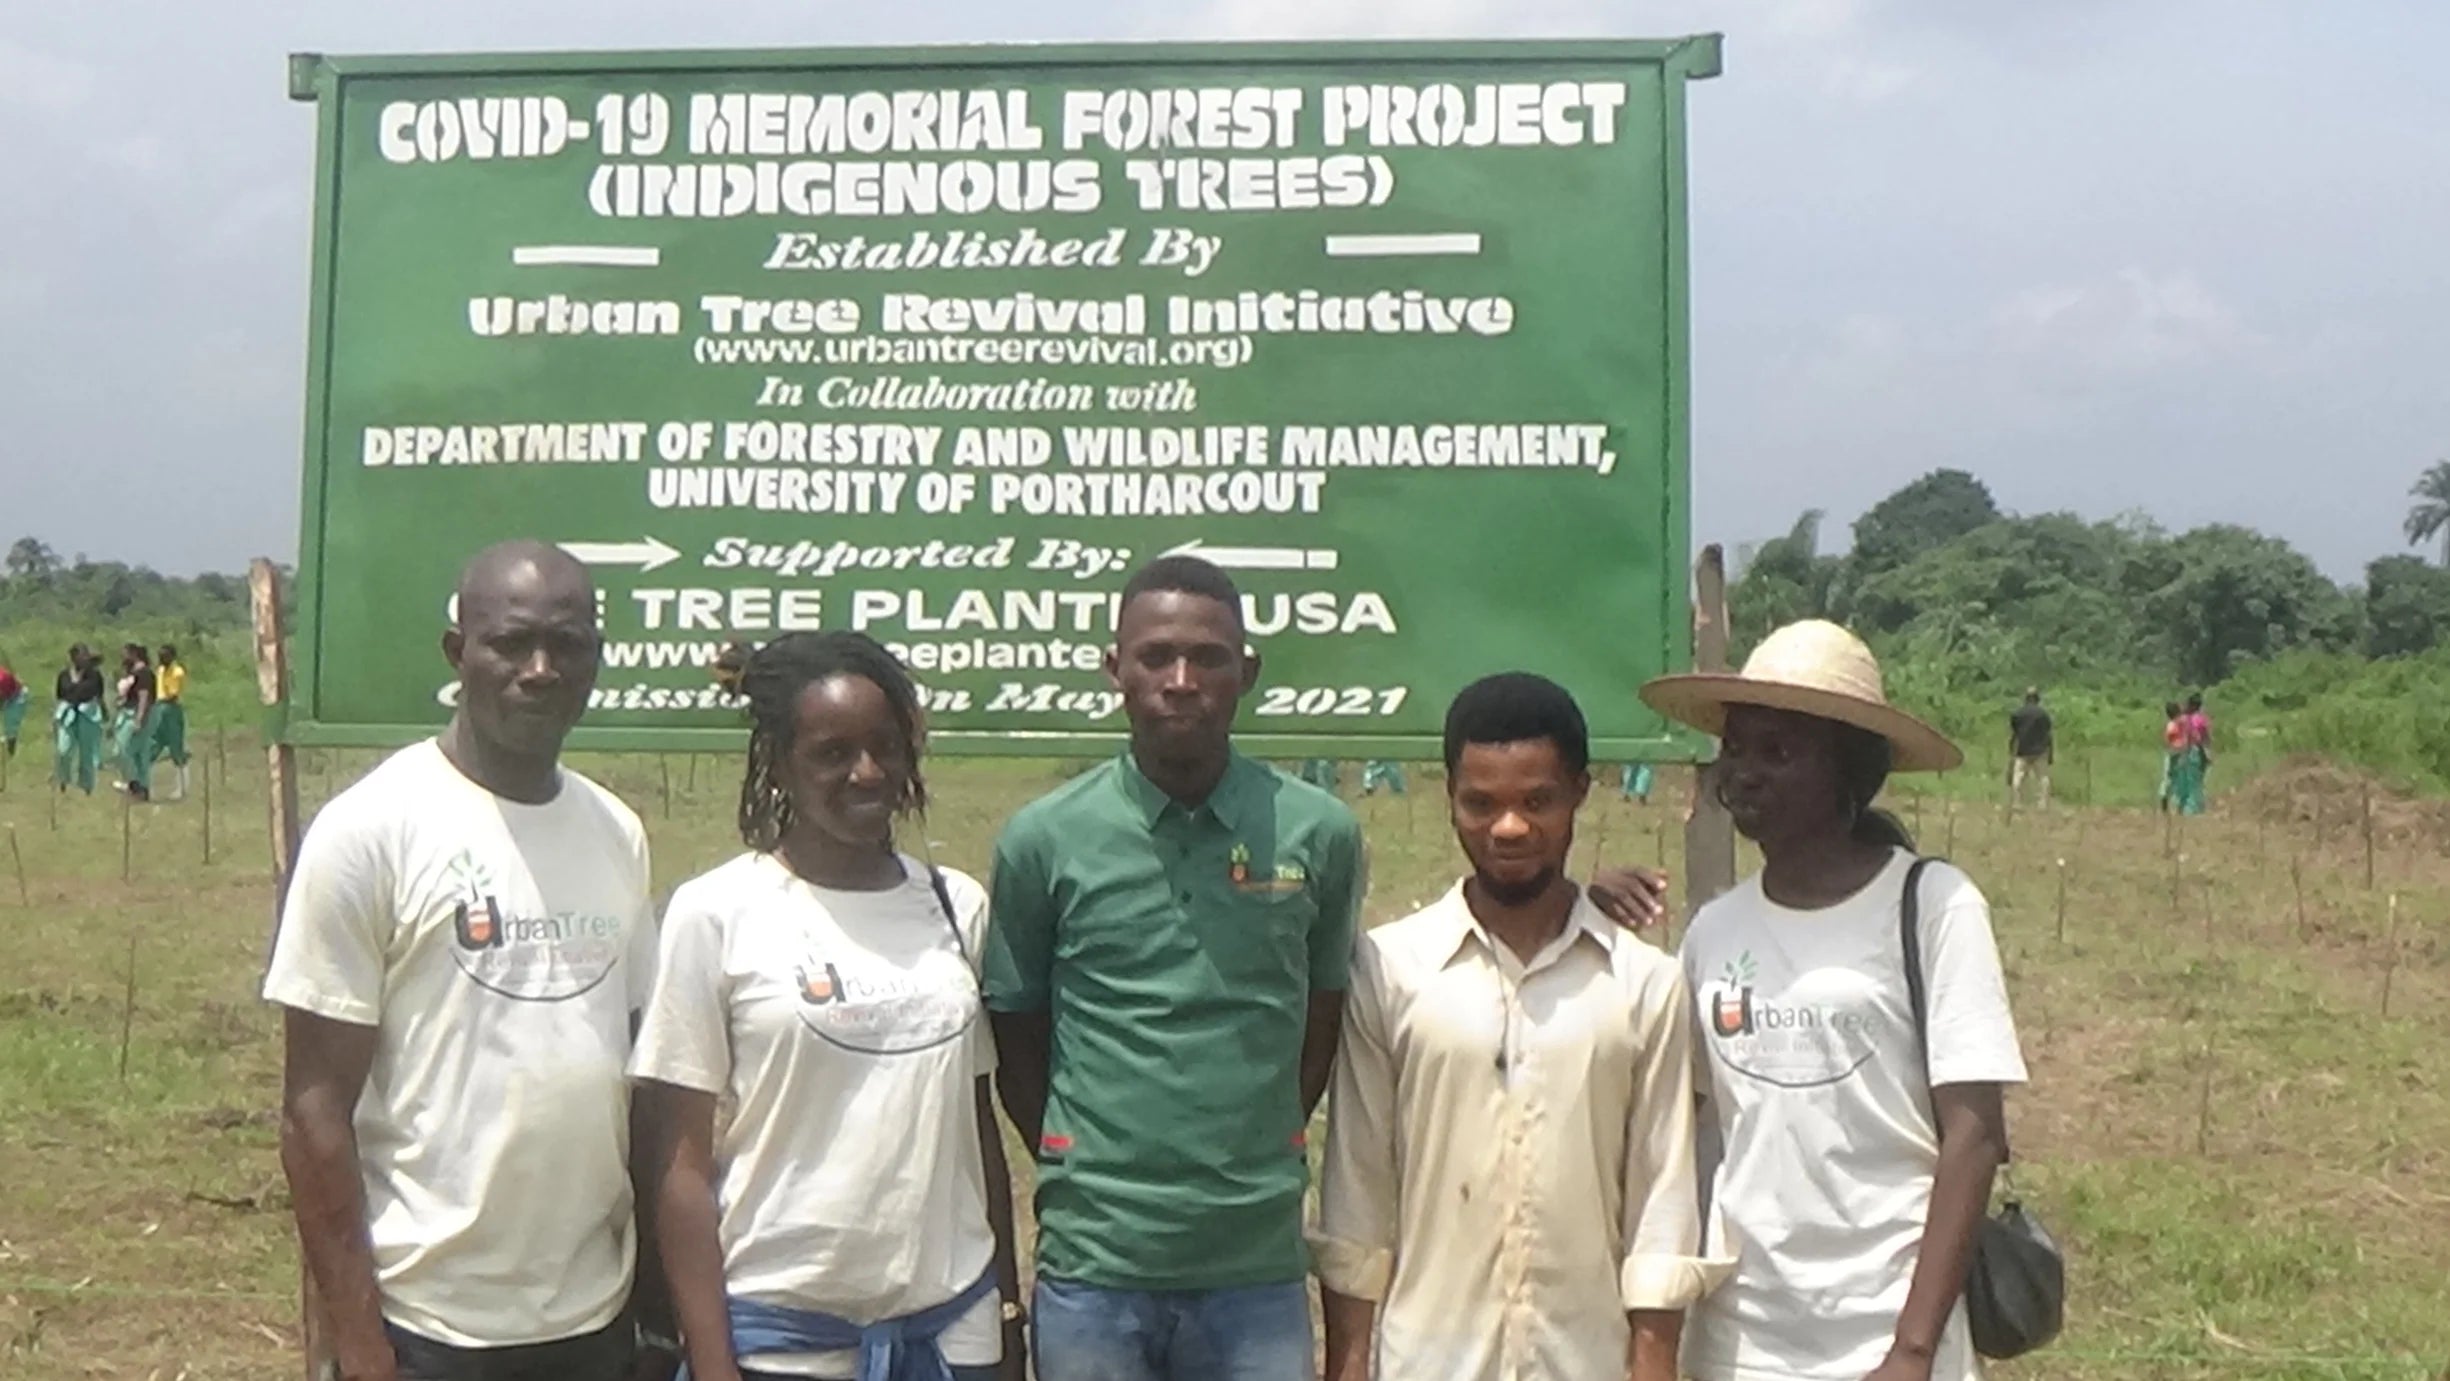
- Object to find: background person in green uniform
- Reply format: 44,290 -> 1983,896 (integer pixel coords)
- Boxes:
114,643 -> 156,802
0,661 -> 27,758
983,555 -> 1366,1381
151,644 -> 192,801
53,645 -> 106,794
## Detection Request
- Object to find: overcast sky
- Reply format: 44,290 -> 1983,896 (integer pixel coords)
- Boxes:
4,0 -> 2444,580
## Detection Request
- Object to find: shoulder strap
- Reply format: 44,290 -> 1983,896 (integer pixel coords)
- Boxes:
1899,856 -> 1937,1064
1900,855 -> 2015,1163
925,863 -> 977,973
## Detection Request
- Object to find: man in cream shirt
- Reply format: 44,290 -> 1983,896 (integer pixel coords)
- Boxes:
1314,673 -> 1723,1381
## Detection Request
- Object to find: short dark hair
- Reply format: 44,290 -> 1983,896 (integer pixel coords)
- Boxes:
1442,672 -> 1590,775
1119,555 -> 1242,634
735,631 -> 928,852
2185,693 -> 2204,711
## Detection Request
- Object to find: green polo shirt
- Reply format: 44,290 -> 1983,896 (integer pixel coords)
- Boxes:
984,751 -> 1365,1290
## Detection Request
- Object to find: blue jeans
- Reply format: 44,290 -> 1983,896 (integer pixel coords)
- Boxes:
1032,1278 -> 1312,1381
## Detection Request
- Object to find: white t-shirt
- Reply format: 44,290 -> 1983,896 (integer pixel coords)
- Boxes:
261,740 -> 654,1348
630,853 -> 1000,1378
1679,850 -> 2027,1381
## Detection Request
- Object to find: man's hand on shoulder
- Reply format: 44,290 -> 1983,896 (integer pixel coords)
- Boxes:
1587,865 -> 1671,932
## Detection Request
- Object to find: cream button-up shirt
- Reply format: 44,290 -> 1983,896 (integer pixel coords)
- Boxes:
1312,884 -> 1729,1381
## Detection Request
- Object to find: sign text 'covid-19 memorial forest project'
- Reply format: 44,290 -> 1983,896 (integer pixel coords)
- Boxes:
286,38 -> 1719,755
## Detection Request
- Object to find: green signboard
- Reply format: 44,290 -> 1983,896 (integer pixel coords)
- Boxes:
286,38 -> 1718,756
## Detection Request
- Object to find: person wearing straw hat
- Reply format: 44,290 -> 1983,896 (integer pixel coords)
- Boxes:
1641,620 -> 2026,1381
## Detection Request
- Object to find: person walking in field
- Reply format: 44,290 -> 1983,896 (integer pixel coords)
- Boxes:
52,644 -> 106,794
2182,693 -> 2214,811
1643,620 -> 2027,1381
983,555 -> 1367,1381
631,630 -> 1026,1381
0,660 -> 27,758
2164,698 -> 2208,816
2156,702 -> 2181,812
114,643 -> 157,801
1313,674 -> 1720,1381
264,542 -> 660,1381
151,643 -> 192,801
2006,688 -> 2053,810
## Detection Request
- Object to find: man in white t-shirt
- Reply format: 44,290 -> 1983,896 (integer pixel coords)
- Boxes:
265,541 -> 658,1381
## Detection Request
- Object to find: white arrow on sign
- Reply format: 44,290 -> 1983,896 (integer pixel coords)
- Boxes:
559,537 -> 682,573
1163,540 -> 1339,571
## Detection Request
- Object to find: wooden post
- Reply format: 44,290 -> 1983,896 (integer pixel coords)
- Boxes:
2054,858 -> 2068,943
117,934 -> 139,1081
1682,546 -> 1737,911
1943,799 -> 1957,858
2291,855 -> 2307,940
250,557 -> 318,1379
121,795 -> 133,882
2380,894 -> 2402,1018
6,825 -> 25,906
2194,1041 -> 2216,1157
2361,784 -> 2376,890
659,756 -> 673,819
202,750 -> 214,865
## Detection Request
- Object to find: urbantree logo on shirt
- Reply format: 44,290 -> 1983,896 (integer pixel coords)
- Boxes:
1702,950 -> 1879,1089
791,942 -> 977,1057
443,852 -> 624,1002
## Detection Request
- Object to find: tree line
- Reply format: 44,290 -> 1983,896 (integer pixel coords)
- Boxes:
1731,468 -> 2450,686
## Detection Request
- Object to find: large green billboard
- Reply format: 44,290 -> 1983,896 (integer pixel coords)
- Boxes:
286,38 -> 1718,756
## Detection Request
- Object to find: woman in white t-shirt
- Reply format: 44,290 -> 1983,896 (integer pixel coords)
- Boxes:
1642,621 -> 2028,1381
632,632 -> 1024,1381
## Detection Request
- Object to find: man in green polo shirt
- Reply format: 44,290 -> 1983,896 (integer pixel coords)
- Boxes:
985,554 -> 1365,1381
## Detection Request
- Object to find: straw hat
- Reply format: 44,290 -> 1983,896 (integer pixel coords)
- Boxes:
1641,620 -> 1963,773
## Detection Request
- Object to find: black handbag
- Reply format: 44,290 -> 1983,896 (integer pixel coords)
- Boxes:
1900,858 -> 2067,1360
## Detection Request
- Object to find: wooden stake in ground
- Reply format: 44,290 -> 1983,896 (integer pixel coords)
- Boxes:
1944,799 -> 1957,858
2292,855 -> 2308,940
121,793 -> 133,882
2362,783 -> 2376,890
2195,1041 -> 2216,1157
249,556 -> 318,1377
202,751 -> 213,865
6,824 -> 25,907
2381,893 -> 2402,1019
117,934 -> 139,1082
2054,858 -> 2069,943
660,757 -> 673,819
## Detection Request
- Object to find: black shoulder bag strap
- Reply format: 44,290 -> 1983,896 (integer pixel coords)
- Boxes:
924,863 -> 976,973
1898,857 -> 2013,1165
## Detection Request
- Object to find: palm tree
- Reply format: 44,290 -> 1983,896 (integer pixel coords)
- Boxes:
2405,461 -> 2450,565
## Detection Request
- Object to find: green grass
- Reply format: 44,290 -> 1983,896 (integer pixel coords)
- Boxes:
1,722 -> 2446,1379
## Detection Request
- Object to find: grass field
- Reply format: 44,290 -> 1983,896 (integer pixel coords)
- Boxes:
1,734 -> 2445,1380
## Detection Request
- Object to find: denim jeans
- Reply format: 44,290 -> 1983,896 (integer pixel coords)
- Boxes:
1031,1277 -> 1312,1381
381,1315 -> 635,1381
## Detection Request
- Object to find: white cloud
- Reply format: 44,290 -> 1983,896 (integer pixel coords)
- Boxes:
0,39 -> 95,114
1991,268 -> 2265,377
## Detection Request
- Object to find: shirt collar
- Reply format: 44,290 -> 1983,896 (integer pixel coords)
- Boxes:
1430,881 -> 1619,968
1117,750 -> 1256,831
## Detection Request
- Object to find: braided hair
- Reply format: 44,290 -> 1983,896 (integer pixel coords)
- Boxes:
735,631 -> 929,853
